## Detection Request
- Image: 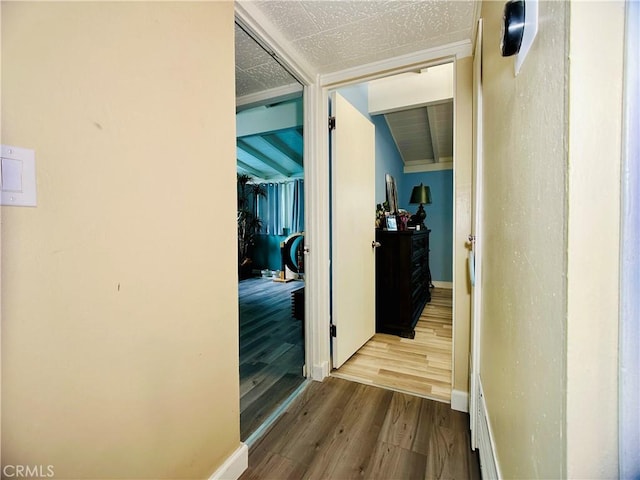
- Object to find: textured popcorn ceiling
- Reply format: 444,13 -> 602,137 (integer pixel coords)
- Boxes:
235,23 -> 299,97
235,1 -> 478,97
235,1 -> 477,176
248,0 -> 476,74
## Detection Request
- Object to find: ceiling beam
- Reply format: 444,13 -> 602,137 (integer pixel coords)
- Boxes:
426,105 -> 440,163
236,98 -> 303,137
237,139 -> 292,177
236,160 -> 265,179
404,160 -> 453,173
368,63 -> 454,115
320,40 -> 471,88
236,83 -> 303,112
261,134 -> 303,167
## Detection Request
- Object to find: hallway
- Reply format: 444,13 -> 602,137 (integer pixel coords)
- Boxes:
240,376 -> 480,480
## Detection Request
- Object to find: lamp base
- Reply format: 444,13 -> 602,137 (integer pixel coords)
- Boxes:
412,204 -> 426,227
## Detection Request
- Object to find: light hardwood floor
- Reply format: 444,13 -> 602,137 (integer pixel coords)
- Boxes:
333,287 -> 452,403
240,376 -> 480,480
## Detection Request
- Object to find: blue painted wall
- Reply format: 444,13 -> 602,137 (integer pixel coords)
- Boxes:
333,85 -> 454,283
336,84 -> 369,117
403,170 -> 453,282
372,114 -> 405,207
336,85 -> 404,207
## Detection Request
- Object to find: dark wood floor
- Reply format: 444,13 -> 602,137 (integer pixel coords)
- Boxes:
240,376 -> 481,480
239,277 -> 305,440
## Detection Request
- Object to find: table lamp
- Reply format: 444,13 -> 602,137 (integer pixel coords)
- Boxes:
409,183 -> 432,227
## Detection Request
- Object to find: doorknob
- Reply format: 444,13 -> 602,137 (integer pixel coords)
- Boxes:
372,241 -> 381,248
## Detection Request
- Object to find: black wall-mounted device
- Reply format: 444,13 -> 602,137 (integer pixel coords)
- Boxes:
501,0 -> 526,57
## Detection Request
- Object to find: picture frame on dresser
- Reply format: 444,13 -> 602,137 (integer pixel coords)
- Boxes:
386,215 -> 397,231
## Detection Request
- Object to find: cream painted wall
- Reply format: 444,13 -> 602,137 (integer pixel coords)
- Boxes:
1,3 -> 240,478
479,1 -> 568,477
453,57 -> 472,394
566,2 -> 624,477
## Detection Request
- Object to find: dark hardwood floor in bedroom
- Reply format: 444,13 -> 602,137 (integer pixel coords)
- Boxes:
239,277 -> 305,440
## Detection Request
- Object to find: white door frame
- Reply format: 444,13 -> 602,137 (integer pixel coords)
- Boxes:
469,18 -> 484,449
316,46 -> 470,374
619,0 -> 640,475
233,5 -> 320,380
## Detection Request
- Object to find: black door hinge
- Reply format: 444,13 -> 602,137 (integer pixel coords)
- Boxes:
330,324 -> 337,337
328,116 -> 336,130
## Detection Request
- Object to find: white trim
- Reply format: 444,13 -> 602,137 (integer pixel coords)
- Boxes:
307,77 -> 332,381
450,389 -> 469,412
404,161 -> 453,173
208,443 -> 248,480
620,1 -> 640,476
311,360 -> 330,381
315,55 -> 460,386
449,55 -> 459,430
320,40 -> 473,87
304,83 -> 323,383
235,2 -> 314,85
236,83 -> 303,111
469,18 -> 485,451
478,378 -> 501,479
369,99 -> 453,117
432,281 -> 453,289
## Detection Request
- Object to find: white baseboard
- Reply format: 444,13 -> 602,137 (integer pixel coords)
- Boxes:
209,443 -> 248,480
451,389 -> 469,412
432,281 -> 453,289
312,360 -> 329,380
478,379 -> 500,479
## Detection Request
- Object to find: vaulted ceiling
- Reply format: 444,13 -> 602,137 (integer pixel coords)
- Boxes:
383,100 -> 454,168
236,102 -> 304,180
235,1 -> 480,180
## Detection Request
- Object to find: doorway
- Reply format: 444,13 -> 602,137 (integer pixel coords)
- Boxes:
233,5 -> 474,417
328,64 -> 456,404
234,21 -> 307,441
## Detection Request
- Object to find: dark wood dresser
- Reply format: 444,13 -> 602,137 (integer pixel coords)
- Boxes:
375,228 -> 431,338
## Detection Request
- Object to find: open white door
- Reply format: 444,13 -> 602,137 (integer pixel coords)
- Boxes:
330,92 -> 376,369
469,19 -> 484,450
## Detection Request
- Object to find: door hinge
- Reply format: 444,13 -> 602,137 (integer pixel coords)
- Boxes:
330,324 -> 337,337
328,116 -> 336,130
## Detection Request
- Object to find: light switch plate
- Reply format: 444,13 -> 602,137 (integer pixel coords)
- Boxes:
1,144 -> 37,206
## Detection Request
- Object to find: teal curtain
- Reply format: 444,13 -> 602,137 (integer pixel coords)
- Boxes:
257,179 -> 304,236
